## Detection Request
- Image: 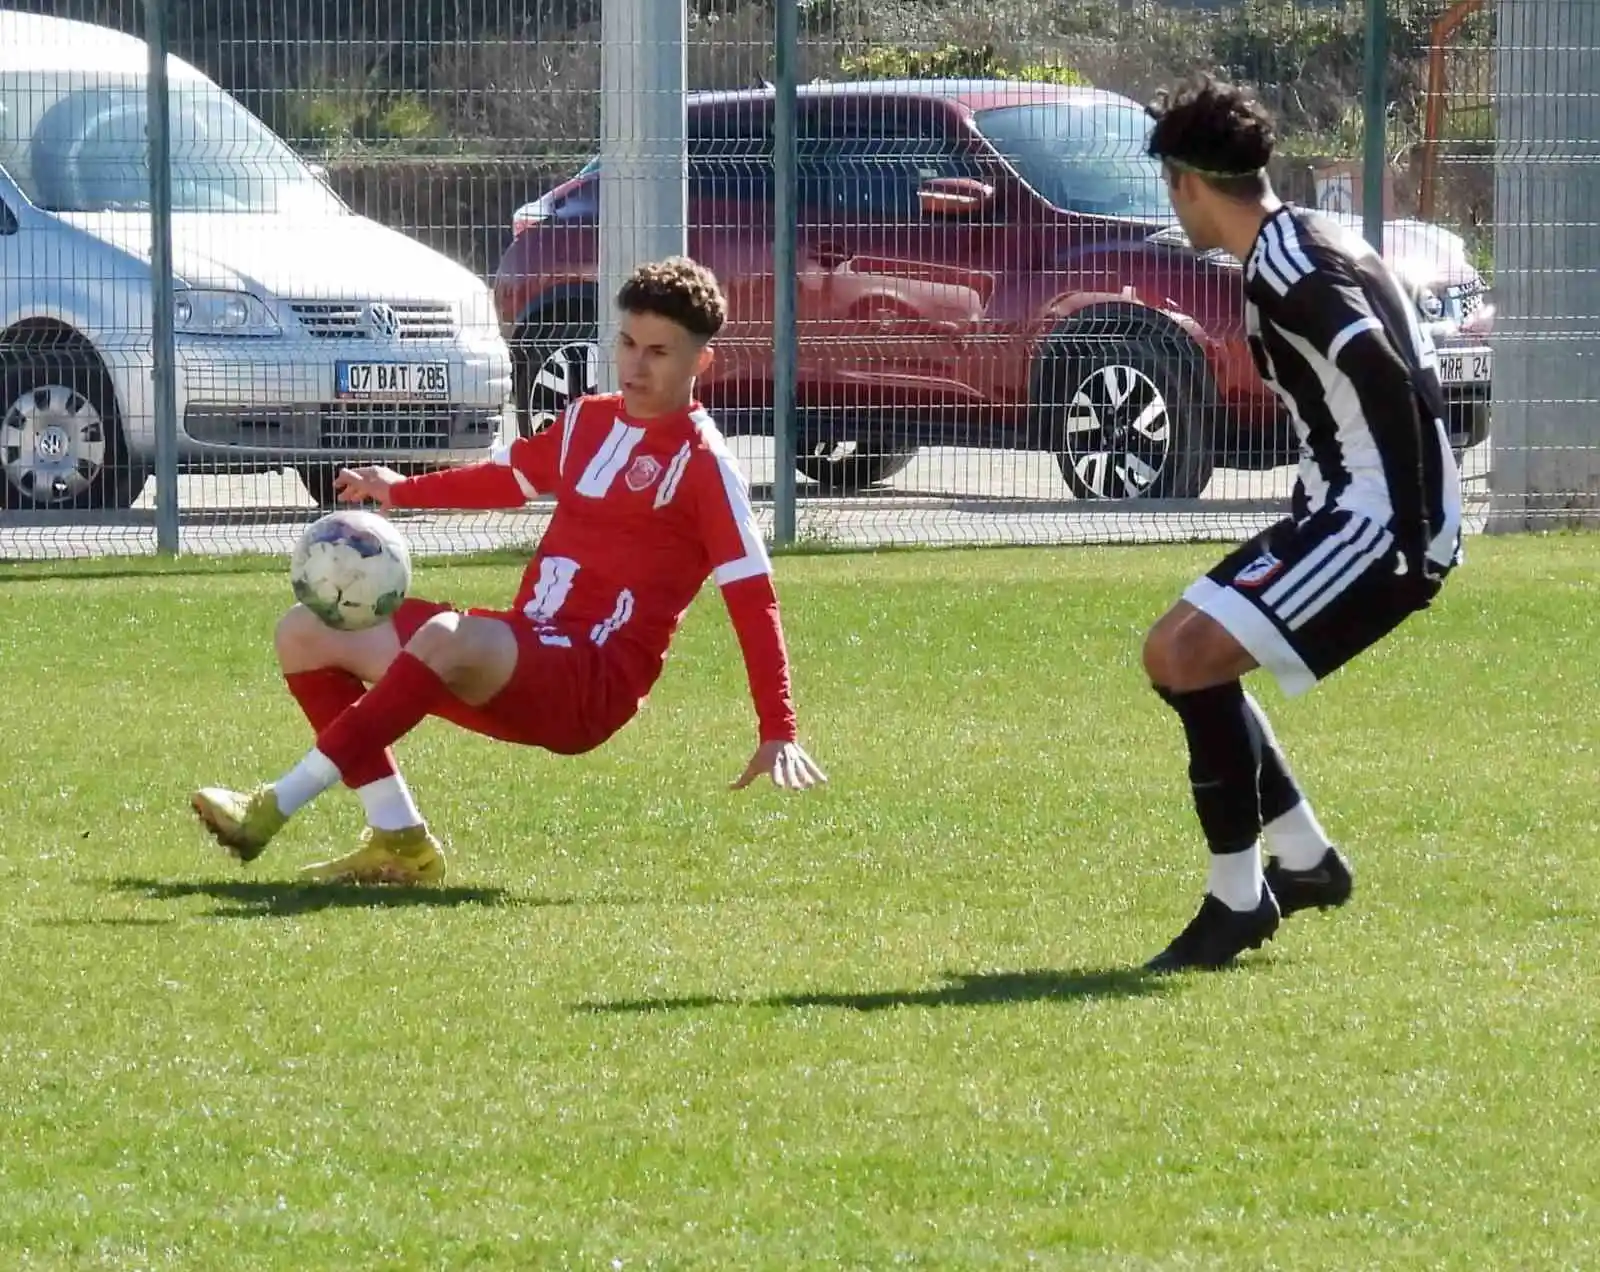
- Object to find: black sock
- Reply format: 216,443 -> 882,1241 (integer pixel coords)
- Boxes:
1242,691 -> 1304,823
1155,681 -> 1264,855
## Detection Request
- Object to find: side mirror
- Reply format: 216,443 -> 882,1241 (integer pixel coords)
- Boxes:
918,177 -> 995,218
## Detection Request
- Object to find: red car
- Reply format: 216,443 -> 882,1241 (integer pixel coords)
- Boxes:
493,79 -> 1494,499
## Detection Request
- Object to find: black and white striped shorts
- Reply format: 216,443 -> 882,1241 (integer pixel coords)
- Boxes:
1182,509 -> 1446,697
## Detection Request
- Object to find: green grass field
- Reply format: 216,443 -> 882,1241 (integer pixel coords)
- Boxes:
3,535 -> 1597,1269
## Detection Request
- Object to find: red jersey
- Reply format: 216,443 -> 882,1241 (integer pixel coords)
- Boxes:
388,393 -> 797,741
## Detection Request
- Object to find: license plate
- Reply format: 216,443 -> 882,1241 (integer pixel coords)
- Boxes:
336,361 -> 451,401
1435,348 -> 1492,386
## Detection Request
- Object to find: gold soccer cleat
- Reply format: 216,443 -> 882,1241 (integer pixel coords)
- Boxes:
297,825 -> 448,887
191,785 -> 288,864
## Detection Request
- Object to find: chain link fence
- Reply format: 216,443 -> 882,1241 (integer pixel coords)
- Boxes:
0,0 -> 1589,561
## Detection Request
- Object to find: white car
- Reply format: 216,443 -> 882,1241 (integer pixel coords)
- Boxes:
0,11 -> 513,511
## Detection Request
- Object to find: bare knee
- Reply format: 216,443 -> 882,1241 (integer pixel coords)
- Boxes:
275,602 -> 401,681
404,612 -> 464,672
275,604 -> 334,672
1143,605 -> 1254,693
404,613 -> 517,702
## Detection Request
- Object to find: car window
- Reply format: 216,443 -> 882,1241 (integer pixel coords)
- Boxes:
0,72 -> 342,215
972,101 -> 1173,220
797,134 -> 988,221
689,133 -> 773,203
0,194 -> 15,234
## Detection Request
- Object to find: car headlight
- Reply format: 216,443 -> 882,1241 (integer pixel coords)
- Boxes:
1414,285 -> 1446,322
173,289 -> 282,337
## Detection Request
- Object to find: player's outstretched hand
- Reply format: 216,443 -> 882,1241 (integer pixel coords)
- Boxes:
333,465 -> 407,508
730,740 -> 827,793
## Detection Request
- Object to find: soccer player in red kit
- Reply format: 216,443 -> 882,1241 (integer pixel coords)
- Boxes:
191,257 -> 826,885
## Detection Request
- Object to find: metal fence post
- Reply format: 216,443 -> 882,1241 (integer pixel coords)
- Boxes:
597,0 -> 688,395
1489,0 -> 1600,530
771,0 -> 799,547
145,0 -> 180,554
1362,0 -> 1389,251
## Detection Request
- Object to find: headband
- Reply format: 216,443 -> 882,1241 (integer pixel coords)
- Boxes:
1161,156 -> 1266,180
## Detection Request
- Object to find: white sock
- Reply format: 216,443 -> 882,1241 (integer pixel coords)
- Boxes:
1208,844 -> 1264,911
358,775 -> 424,831
271,748 -> 341,817
1264,801 -> 1333,870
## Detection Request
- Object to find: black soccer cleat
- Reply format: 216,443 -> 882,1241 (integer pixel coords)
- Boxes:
1145,889 -> 1281,973
1263,847 -> 1353,918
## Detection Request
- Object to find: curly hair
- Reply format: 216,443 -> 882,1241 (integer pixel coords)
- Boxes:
1146,75 -> 1276,199
616,256 -> 727,341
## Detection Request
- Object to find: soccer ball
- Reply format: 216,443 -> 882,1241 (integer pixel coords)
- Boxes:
289,509 -> 412,631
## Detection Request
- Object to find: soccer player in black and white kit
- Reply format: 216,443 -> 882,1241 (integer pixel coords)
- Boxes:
1138,78 -> 1464,972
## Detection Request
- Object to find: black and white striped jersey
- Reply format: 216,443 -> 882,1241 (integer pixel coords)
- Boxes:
1244,205 -> 1463,571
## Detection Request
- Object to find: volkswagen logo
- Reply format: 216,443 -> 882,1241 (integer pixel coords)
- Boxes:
366,302 -> 400,341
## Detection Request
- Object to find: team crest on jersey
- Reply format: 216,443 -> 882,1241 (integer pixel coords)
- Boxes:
624,454 -> 663,492
1235,551 -> 1284,588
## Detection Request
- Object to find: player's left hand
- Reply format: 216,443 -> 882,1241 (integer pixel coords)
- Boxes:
730,740 -> 827,792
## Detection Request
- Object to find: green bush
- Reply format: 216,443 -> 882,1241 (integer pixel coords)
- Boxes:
837,43 -> 1088,87
282,87 -> 443,155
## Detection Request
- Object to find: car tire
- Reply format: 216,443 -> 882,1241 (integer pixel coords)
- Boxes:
1033,323 -> 1217,501
512,302 -> 599,439
0,342 -> 143,510
795,441 -> 919,493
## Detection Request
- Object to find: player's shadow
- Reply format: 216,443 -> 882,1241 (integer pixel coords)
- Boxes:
576,966 -> 1169,1015
106,876 -> 515,919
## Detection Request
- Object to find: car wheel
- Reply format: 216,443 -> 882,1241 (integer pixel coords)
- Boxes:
0,347 -> 142,510
1036,328 -> 1216,501
513,306 -> 599,438
795,441 -> 919,494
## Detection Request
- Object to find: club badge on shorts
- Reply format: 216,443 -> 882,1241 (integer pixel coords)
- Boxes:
1235,551 -> 1284,588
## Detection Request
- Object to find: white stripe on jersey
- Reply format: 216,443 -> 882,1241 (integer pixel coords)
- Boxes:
1274,323 -> 1395,525
1327,316 -> 1383,362
558,400 -> 581,475
1248,239 -> 1292,296
1270,216 -> 1318,280
575,418 -> 644,497
654,442 -> 693,509
693,412 -> 771,586
1250,220 -> 1310,297
489,437 -> 539,499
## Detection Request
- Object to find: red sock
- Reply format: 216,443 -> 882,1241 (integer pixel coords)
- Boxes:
315,653 -> 450,781
285,669 -> 397,789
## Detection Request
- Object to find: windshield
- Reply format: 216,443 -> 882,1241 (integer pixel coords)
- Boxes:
973,101 -> 1173,221
0,72 -> 343,215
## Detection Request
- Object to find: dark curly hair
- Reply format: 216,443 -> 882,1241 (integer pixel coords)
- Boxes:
1146,76 -> 1276,200
616,256 -> 727,341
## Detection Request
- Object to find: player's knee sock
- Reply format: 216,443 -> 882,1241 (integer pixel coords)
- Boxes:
1156,680 -> 1264,910
1243,690 -> 1333,870
275,654 -> 450,818
356,775 -> 424,832
316,651 -> 450,782
284,669 -> 398,789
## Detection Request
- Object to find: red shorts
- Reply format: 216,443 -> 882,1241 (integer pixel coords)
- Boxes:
393,597 -> 642,755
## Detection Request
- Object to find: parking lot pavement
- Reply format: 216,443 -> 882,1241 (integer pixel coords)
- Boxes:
0,441 -> 1490,561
